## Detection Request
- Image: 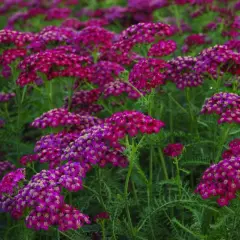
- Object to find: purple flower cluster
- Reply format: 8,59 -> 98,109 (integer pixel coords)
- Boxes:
120,22 -> 173,45
61,124 -> 128,167
31,108 -> 102,129
222,139 -> 240,159
17,49 -> 92,86
45,7 -> 71,20
105,110 -> 165,138
148,40 -> 177,57
129,58 -> 169,91
194,45 -> 240,77
0,48 -> 27,77
0,162 -> 90,230
70,26 -> 115,55
224,40 -> 240,52
61,111 -> 165,167
100,39 -> 141,66
87,61 -> 125,86
103,80 -> 141,99
201,92 -> 240,124
0,29 -> 34,47
182,34 -> 211,53
164,143 -> 184,157
31,26 -> 76,50
64,89 -> 101,110
0,168 -> 25,196
166,56 -> 203,89
0,161 -> 15,176
0,92 -> 15,102
196,156 -> 240,206
20,154 -> 38,166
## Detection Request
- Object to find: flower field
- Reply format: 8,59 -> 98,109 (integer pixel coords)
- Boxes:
0,0 -> 240,239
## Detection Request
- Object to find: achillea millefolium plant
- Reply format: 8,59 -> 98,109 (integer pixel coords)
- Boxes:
0,0 -> 240,239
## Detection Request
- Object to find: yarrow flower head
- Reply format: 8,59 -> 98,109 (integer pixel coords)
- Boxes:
17,49 -> 92,86
100,39 -> 141,66
0,168 -> 25,196
196,156 -> 240,206
148,40 -> 177,57
201,92 -> 240,124
20,154 -> 38,166
31,108 -> 102,129
33,26 -> 76,48
163,143 -> 184,157
129,58 -> 169,91
70,26 -> 115,55
86,61 -> 125,86
120,22 -> 173,46
0,161 -> 15,176
93,212 -> 109,222
106,110 -> 165,138
45,7 -> 71,20
222,139 -> 240,159
224,40 -> 240,53
194,45 -> 240,77
64,89 -> 101,110
0,48 -> 27,77
182,34 -> 211,53
0,92 -> 15,102
103,80 -> 141,99
0,162 -> 90,230
0,29 -> 34,47
166,56 -> 204,89
33,130 -> 96,169
61,124 -> 128,167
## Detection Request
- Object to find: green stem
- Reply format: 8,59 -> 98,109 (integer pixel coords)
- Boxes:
59,230 -> 75,240
158,148 -> 169,180
172,5 -> 182,33
101,222 -> 106,240
214,125 -> 232,163
131,181 -> 139,206
56,229 -> 60,240
98,168 -> 107,210
168,93 -> 188,114
169,94 -> 174,142
185,88 -> 194,133
67,78 -> 75,111
124,137 -> 136,238
147,147 -> 156,240
174,158 -> 182,198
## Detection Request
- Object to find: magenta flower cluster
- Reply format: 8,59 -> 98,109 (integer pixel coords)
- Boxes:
196,155 -> 240,206
0,92 -> 15,102
17,49 -> 92,86
129,58 -> 169,91
201,92 -> 240,124
166,56 -> 203,89
0,162 -> 90,230
31,108 -> 102,129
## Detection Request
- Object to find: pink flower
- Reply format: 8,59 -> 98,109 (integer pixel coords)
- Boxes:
163,143 -> 184,157
0,168 -> 25,196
